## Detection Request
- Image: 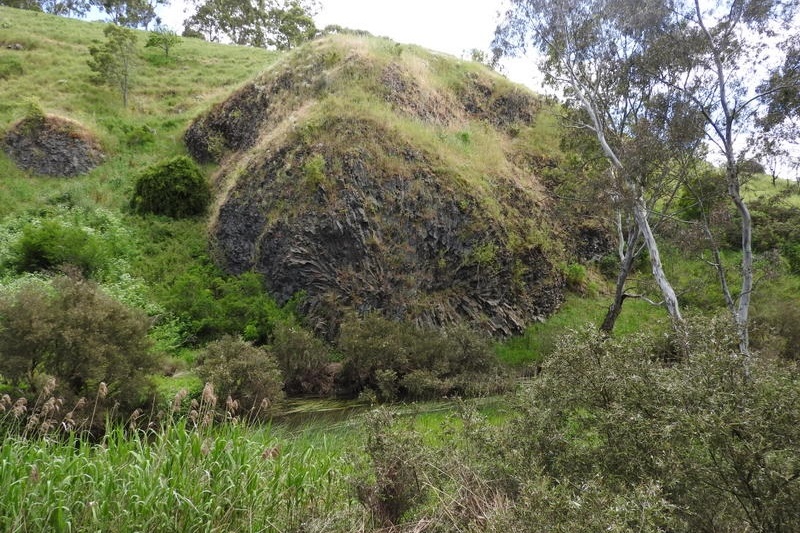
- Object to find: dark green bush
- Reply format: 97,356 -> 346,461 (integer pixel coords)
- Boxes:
482,317 -> 800,532
9,219 -> 104,276
0,276 -> 158,416
131,156 -> 210,218
336,315 -> 501,401
196,335 -> 284,414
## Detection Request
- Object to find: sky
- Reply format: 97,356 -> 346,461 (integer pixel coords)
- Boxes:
155,0 -> 544,90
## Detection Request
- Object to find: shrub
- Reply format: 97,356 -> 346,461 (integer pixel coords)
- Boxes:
352,408 -> 431,527
482,317 -> 800,532
131,156 -> 210,218
125,125 -> 156,147
271,322 -> 336,396
751,291 -> 800,361
165,268 -> 289,344
0,276 -> 158,416
196,336 -> 284,415
9,219 -> 104,277
563,262 -> 587,292
336,314 -> 501,401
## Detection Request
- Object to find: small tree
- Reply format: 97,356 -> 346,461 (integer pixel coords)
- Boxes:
88,24 -> 138,107
145,24 -> 181,58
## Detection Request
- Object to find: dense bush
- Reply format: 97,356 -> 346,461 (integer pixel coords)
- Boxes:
0,276 -> 158,415
483,318 -> 800,532
8,219 -> 105,276
131,156 -> 210,218
1,206 -> 137,284
336,314 -> 503,401
355,318 -> 800,532
165,268 -> 290,344
196,335 -> 284,415
271,322 -> 337,396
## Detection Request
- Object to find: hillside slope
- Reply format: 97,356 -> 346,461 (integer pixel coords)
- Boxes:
187,35 -> 576,336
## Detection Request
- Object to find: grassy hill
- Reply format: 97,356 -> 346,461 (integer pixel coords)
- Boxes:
0,5 -> 276,216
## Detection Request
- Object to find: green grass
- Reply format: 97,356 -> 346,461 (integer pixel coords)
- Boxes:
742,173 -> 800,207
0,420 -> 359,532
0,5 -> 275,219
495,294 -> 669,367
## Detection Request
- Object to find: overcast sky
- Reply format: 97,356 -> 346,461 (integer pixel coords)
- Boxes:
156,0 -> 543,90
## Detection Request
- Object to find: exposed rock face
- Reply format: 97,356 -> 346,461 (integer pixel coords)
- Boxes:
3,115 -> 105,177
188,35 -> 567,337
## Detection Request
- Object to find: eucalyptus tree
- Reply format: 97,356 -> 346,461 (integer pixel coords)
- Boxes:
183,0 -> 317,49
497,0 -> 799,356
759,36 -> 800,182
494,0 -> 699,330
651,0 -> 800,357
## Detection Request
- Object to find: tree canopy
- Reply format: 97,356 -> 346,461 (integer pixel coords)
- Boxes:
183,0 -> 317,49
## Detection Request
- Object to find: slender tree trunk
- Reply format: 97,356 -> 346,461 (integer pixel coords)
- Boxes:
567,65 -> 683,327
728,172 -> 753,358
632,194 -> 683,324
600,225 -> 640,333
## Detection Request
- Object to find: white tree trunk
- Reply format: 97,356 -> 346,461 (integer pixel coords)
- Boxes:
632,195 -> 683,324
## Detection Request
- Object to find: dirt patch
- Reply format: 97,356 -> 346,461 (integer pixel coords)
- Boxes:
3,115 -> 105,177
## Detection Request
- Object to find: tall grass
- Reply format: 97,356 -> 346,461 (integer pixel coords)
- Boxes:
0,386 -> 361,533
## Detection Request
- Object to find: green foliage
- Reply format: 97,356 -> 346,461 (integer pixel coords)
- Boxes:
183,0 -> 316,50
337,314 -> 503,401
302,152 -> 327,189
145,24 -> 181,58
124,124 -> 156,146
0,206 -> 137,283
675,166 -> 727,221
165,268 -> 290,344
87,24 -> 138,107
197,336 -> 284,414
0,276 -> 158,413
131,156 -> 210,218
8,220 -> 104,277
784,242 -> 800,274
562,262 -> 587,292
487,318 -> 800,532
271,322 -> 335,395
0,55 -> 23,80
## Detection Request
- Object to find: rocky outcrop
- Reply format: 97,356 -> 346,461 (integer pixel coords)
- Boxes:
3,115 -> 105,177
189,35 -> 568,337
